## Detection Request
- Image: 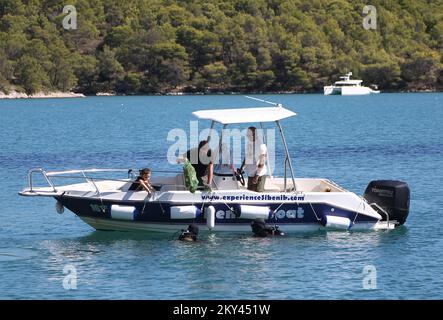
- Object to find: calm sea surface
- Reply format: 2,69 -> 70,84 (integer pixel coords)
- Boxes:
0,93 -> 442,299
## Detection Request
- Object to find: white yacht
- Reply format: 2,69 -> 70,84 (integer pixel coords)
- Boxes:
324,72 -> 380,95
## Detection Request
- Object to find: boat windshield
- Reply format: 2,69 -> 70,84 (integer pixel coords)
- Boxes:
335,83 -> 360,87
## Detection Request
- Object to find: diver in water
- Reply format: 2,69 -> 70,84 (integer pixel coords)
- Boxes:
251,219 -> 285,237
178,224 -> 199,242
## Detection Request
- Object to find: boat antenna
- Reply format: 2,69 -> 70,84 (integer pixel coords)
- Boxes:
244,95 -> 283,108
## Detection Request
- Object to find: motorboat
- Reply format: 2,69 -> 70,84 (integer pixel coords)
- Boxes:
324,72 -> 380,95
19,98 -> 409,234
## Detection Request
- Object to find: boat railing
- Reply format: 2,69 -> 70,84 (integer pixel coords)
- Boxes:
368,202 -> 391,228
27,168 -> 58,193
26,168 -> 136,195
358,194 -> 391,227
26,168 -> 186,195
325,179 -> 349,192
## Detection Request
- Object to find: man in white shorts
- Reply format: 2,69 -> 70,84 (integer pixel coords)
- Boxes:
240,126 -> 268,192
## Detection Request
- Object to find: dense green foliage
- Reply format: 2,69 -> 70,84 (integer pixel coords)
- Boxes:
0,0 -> 442,94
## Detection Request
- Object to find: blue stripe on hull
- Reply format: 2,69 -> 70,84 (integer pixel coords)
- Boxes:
56,196 -> 379,229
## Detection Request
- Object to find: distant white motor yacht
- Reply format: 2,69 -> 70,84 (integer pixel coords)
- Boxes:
324,72 -> 380,95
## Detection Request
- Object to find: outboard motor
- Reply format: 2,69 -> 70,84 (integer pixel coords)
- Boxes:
251,219 -> 285,237
178,224 -> 199,242
363,180 -> 410,225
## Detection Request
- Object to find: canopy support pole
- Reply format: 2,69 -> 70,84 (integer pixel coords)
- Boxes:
219,124 -> 228,164
276,121 -> 296,191
207,121 -> 215,142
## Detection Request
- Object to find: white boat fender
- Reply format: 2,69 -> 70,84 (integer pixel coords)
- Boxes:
111,205 -> 137,221
55,201 -> 64,214
239,205 -> 270,220
170,206 -> 201,219
206,206 -> 215,230
322,215 -> 353,230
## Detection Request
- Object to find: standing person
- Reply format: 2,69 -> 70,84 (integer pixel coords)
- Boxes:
240,127 -> 268,192
178,140 -> 213,188
128,168 -> 154,192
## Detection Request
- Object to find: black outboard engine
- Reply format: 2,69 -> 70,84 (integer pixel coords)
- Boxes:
251,219 -> 285,237
178,224 -> 199,242
363,180 -> 410,225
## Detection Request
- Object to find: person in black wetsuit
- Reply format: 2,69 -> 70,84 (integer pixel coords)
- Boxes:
128,168 -> 154,192
178,140 -> 213,187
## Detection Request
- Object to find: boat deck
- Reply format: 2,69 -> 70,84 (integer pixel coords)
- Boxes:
20,174 -> 347,197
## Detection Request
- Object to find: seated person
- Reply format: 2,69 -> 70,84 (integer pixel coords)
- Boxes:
128,168 -> 155,192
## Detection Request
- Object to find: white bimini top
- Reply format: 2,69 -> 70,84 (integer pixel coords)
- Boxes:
192,106 -> 296,124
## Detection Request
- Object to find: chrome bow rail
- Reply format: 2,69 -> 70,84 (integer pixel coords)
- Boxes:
23,168 -> 185,196
25,168 -> 136,195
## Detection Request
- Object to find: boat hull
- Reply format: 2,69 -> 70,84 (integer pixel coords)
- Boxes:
55,194 -> 381,233
79,216 -> 380,233
324,86 -> 378,95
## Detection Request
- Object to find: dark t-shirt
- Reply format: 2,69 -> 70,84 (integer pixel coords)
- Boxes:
128,176 -> 144,191
186,148 -> 212,178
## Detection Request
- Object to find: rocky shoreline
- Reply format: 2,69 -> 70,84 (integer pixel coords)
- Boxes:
1,89 -> 441,99
0,91 -> 85,99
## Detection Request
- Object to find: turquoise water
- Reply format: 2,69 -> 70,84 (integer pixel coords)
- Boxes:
0,93 -> 442,299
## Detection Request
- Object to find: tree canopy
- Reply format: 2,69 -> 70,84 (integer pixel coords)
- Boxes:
0,0 -> 442,95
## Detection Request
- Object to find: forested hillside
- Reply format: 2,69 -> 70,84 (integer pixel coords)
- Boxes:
0,0 -> 442,95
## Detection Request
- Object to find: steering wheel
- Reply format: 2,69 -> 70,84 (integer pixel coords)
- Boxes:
235,168 -> 246,186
